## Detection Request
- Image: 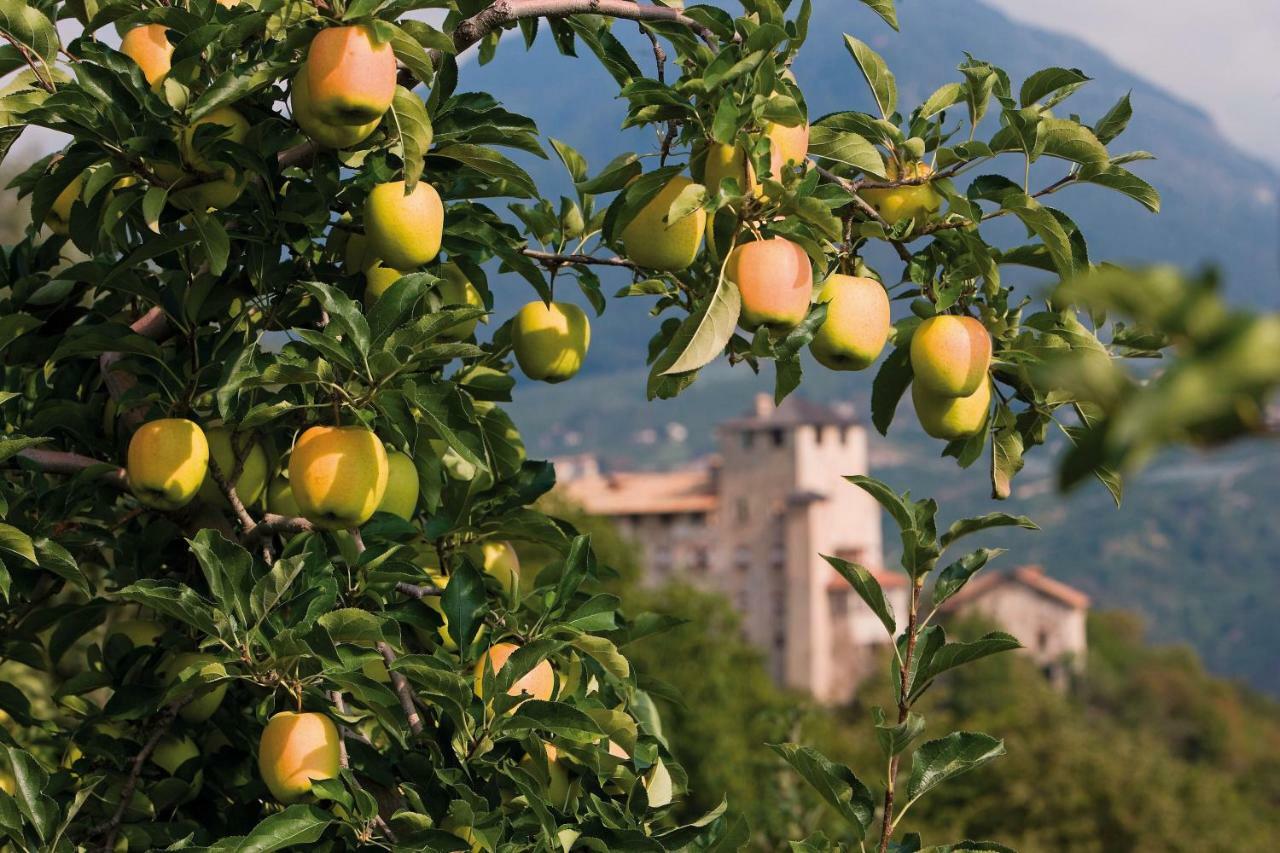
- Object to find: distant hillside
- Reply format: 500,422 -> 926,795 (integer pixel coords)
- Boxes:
464,0 -> 1280,376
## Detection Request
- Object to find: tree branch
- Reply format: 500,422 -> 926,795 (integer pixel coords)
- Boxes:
396,581 -> 443,599
377,642 -> 424,736
452,0 -> 717,53
206,455 -> 256,533
94,698 -> 188,852
100,306 -> 170,432
815,164 -> 912,263
14,448 -> 127,487
520,247 -> 636,269
243,513 -> 316,543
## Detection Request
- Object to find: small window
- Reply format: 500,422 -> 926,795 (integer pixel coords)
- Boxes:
774,633 -> 786,650
814,425 -> 825,445
735,497 -> 749,524
829,589 -> 849,617
660,513 -> 675,526
1037,628 -> 1050,652
839,427 -> 849,445
770,428 -> 785,448
742,431 -> 754,450
733,545 -> 751,571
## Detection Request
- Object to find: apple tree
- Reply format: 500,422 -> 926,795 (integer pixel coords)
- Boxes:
1,0 -> 1270,850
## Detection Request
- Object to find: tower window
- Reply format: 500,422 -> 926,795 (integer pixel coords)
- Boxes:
742,431 -> 754,450
814,426 -> 825,445
770,429 -> 785,447
1037,628 -> 1050,652
735,497 -> 749,524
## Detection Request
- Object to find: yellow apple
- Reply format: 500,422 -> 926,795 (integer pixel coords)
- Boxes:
619,176 -> 706,271
511,301 -> 590,383
343,232 -> 368,272
474,642 -> 554,702
198,426 -> 268,507
766,121 -> 810,172
376,451 -> 419,520
257,711 -> 340,803
127,418 -> 210,510
520,743 -> 572,808
860,160 -> 943,228
703,141 -> 755,196
363,262 -> 405,306
809,274 -> 890,371
364,180 -> 444,270
477,541 -> 519,597
727,237 -> 813,332
45,174 -> 84,235
150,734 -> 200,790
912,378 -> 992,440
180,107 -> 250,174
288,425 -> 389,528
290,71 -> 379,150
160,653 -> 228,724
437,262 -> 486,340
120,24 -> 173,90
106,618 -> 163,649
910,315 -> 992,397
266,473 -> 302,517
305,26 -> 396,126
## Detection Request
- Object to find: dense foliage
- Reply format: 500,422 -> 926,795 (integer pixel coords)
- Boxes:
0,0 -> 1274,850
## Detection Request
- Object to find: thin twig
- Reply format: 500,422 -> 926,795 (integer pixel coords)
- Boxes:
244,513 -> 316,543
452,0 -> 718,52
520,247 -> 637,269
207,456 -> 256,532
396,581 -> 443,599
94,698 -> 188,852
100,306 -> 171,431
377,642 -> 424,736
877,578 -> 924,853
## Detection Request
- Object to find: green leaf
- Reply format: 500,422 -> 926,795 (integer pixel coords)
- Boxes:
873,707 -> 924,757
319,608 -> 385,645
235,804 -> 332,852
870,340 -> 912,435
440,558 -> 485,652
661,256 -> 740,375
843,475 -> 913,542
34,538 -> 90,597
0,523 -> 36,564
0,436 -> 48,464
822,554 -> 896,634
767,743 -> 875,838
301,282 -> 371,360
911,632 -> 1021,701
385,22 -> 435,86
188,211 -> 230,276
1092,92 -> 1132,144
0,312 -> 40,354
114,580 -> 223,638
842,35 -> 896,120
924,843 -> 1017,853
549,137 -> 587,183
1036,118 -> 1109,174
907,732 -> 1006,802
250,540 -> 323,627
0,0 -> 58,68
390,86 -> 433,192
189,529 -> 252,625
917,82 -> 965,120
1000,193 -> 1076,279
990,414 -> 1024,500
940,513 -> 1037,548
1083,166 -> 1160,213
1018,67 -> 1089,107
570,633 -> 629,681
502,699 -> 605,743
575,152 -> 641,195
856,0 -> 898,30
931,548 -> 1003,608
807,125 -> 884,175
432,143 -> 537,199
3,746 -> 56,842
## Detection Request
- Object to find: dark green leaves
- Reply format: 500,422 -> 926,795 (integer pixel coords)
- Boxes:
940,513 -> 1037,548
931,549 -> 1002,608
660,258 -> 740,376
233,804 -> 332,852
856,0 -> 899,31
2,746 -> 57,843
768,743 -> 876,838
907,732 -> 1006,802
1018,67 -> 1089,107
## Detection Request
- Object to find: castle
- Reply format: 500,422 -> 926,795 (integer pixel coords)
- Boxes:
557,393 -> 1089,701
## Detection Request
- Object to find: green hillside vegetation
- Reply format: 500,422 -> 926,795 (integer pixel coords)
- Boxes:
534,504 -> 1280,849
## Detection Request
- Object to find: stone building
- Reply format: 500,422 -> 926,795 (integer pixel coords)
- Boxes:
557,394 -> 1087,700
942,565 -> 1090,689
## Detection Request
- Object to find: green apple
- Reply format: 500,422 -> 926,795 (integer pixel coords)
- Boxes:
376,451 -> 419,520
364,180 -> 443,270
266,473 -> 302,517
619,176 -> 706,271
511,301 -> 590,383
127,419 -> 210,510
160,653 -> 228,723
198,426 -> 269,507
363,262 -> 405,306
912,378 -> 991,440
910,314 -> 992,397
437,263 -> 486,341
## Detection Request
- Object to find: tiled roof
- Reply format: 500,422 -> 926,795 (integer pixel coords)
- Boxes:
943,565 -> 1090,610
558,468 -> 718,516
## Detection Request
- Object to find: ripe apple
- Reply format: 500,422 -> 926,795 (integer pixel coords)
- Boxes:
376,451 -> 419,520
257,711 -> 340,803
120,24 -> 173,90
266,473 -> 302,517
809,274 -> 890,371
150,734 -> 203,803
160,653 -> 228,724
364,180 -> 444,270
512,301 -> 590,383
520,743 -> 572,808
290,71 -> 379,150
477,541 -> 519,597
363,262 -> 404,306
127,418 -> 210,510
198,426 -> 268,507
727,237 -> 813,332
766,121 -> 810,173
288,425 -> 389,529
619,175 -> 706,271
703,141 -> 756,196
912,378 -> 992,440
474,642 -> 554,702
45,174 -> 84,235
305,26 -> 396,126
860,160 -> 943,228
107,618 -> 164,649
437,262 -> 486,340
910,314 -> 992,397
